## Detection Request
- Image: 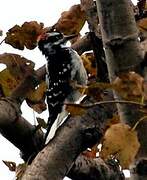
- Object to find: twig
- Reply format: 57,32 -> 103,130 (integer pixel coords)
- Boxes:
65,100 -> 146,108
0,38 -> 5,45
131,116 -> 147,131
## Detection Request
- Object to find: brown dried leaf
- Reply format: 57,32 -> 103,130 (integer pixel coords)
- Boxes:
27,81 -> 47,102
137,17 -> 147,32
0,53 -> 34,97
100,123 -> 140,168
5,21 -> 44,50
105,115 -> 120,129
81,52 -> 96,79
85,82 -> 112,101
112,72 -> 144,101
26,99 -> 47,114
0,53 -> 46,112
54,4 -> 86,35
66,104 -> 86,117
26,82 -> 47,113
0,53 -> 35,78
0,69 -> 19,97
2,160 -> 16,171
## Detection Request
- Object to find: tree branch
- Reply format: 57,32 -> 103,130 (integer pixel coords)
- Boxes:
21,105 -> 113,179
0,97 -> 44,161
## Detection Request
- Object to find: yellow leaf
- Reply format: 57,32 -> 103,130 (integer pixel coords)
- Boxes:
0,53 -> 47,113
0,69 -> 19,97
100,123 -> 140,168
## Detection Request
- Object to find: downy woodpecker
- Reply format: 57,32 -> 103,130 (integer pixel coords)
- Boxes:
38,31 -> 87,143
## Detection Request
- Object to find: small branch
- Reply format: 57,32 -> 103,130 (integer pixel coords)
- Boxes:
65,100 -> 145,108
0,38 -> 5,45
132,116 -> 147,131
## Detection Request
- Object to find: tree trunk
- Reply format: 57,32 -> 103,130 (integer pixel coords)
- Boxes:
95,0 -> 147,178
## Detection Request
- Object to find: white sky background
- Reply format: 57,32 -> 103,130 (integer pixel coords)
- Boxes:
0,0 -> 137,179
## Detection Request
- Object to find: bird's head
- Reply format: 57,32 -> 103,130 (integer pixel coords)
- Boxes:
37,31 -> 77,56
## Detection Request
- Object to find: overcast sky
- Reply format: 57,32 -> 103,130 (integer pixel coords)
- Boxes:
0,0 -> 137,179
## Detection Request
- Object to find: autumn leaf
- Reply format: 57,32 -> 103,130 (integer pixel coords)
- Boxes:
54,4 -> 86,35
105,114 -> 120,129
27,81 -> 47,102
0,53 -> 47,113
0,69 -> 19,97
137,17 -> 147,33
65,103 -> 87,117
112,72 -> 144,101
26,82 -> 47,113
81,52 -> 97,79
85,82 -> 112,101
5,21 -> 44,50
2,160 -> 16,171
0,53 -> 35,97
0,53 -> 35,78
26,100 -> 47,114
100,123 -> 140,168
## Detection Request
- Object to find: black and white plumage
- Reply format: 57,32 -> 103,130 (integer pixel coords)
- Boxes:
38,31 -> 87,143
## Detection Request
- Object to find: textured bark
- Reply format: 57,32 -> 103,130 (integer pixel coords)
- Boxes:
0,97 -> 44,161
96,0 -> 143,74
0,97 -> 123,179
68,155 -> 125,180
80,0 -> 108,82
21,105 -> 113,180
95,0 -> 147,160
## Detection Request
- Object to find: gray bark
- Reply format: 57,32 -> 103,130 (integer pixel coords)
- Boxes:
95,0 -> 147,158
21,105 -> 112,180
